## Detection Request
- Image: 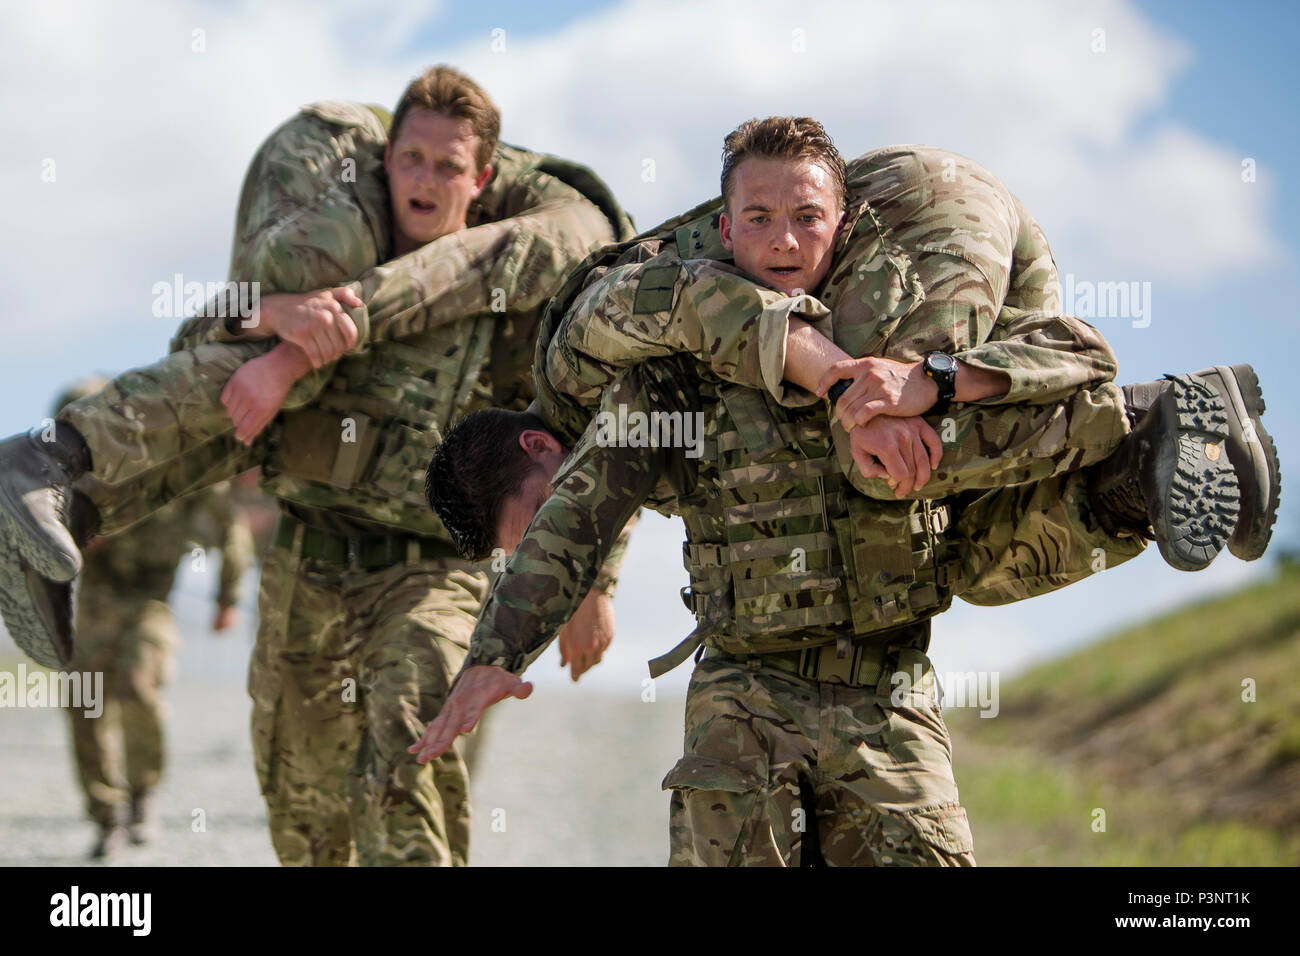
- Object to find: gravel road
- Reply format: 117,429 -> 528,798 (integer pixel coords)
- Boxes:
0,642 -> 687,867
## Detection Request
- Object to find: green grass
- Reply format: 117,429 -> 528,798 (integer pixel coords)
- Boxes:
948,561 -> 1300,866
954,736 -> 1300,865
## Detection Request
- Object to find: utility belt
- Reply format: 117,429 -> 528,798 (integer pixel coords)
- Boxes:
271,513 -> 461,571
701,618 -> 934,689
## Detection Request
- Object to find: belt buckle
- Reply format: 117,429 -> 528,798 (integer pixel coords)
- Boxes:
816,644 -> 857,685
928,504 -> 949,535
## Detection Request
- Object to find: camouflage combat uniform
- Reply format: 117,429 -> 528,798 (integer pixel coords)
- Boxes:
462,146 -> 1145,866
65,484 -> 253,833
56,102 -> 632,865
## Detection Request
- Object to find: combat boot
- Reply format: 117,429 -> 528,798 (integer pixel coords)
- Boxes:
128,791 -> 159,846
0,428 -> 96,668
1118,365 -> 1280,562
1087,373 -> 1239,571
0,490 -> 97,669
0,426 -> 90,582
90,816 -> 129,862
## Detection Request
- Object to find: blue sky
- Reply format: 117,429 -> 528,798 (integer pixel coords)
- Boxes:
1,0 -> 1297,694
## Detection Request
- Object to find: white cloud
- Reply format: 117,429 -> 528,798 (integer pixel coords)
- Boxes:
434,0 -> 1279,289
0,0 -> 1279,355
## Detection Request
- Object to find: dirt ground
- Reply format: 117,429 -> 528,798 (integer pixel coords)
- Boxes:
0,656 -> 687,867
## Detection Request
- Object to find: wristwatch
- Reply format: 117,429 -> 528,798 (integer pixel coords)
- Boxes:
923,351 -> 958,416
827,379 -> 853,406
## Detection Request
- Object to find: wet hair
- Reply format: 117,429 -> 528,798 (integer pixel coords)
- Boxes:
426,408 -> 550,561
391,65 -> 501,170
720,116 -> 847,213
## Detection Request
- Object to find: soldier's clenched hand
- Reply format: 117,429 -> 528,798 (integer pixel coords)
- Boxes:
221,342 -> 310,445
409,665 -> 533,764
255,287 -> 363,368
848,415 -> 943,497
816,356 -> 937,429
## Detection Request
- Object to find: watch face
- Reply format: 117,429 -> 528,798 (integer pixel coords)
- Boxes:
930,352 -> 957,372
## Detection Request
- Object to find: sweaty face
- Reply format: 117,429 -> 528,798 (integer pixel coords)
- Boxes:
719,157 -> 843,296
385,107 -> 492,256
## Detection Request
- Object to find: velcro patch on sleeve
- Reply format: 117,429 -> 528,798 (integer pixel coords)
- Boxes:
632,261 -> 683,315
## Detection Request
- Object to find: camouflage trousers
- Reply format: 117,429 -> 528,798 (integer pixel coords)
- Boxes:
955,466 -> 1147,606
64,583 -> 175,828
665,633 -> 972,866
249,541 -> 486,867
63,339 -> 287,528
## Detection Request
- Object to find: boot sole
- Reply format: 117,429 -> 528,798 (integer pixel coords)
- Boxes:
1151,374 -> 1240,572
0,480 -> 81,582
1207,364 -> 1280,561
0,549 -> 71,669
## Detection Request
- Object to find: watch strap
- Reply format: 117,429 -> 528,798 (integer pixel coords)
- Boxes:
923,352 -> 956,417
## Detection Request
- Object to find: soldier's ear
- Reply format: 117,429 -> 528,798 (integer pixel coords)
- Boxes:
719,212 -> 734,253
472,163 -> 493,197
518,428 -> 561,459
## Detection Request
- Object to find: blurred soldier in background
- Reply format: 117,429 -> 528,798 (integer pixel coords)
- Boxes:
54,379 -> 256,861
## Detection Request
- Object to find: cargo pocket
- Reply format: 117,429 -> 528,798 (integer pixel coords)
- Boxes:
662,754 -> 768,867
901,802 -> 975,862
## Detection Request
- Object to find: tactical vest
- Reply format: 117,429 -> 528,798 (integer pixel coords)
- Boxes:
671,382 -> 962,663
262,312 -> 495,535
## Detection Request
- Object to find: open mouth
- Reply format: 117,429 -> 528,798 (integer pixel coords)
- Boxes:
767,266 -> 801,277
409,198 -> 437,214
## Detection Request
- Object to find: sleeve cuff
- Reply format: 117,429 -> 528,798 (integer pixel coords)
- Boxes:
343,281 -> 370,353
757,295 -> 832,407
954,345 -> 1036,404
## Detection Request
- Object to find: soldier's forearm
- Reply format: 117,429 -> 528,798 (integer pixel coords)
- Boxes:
216,520 -> 256,607
350,197 -> 614,347
953,361 -> 1011,402
845,309 -> 1121,498
559,258 -> 833,409
783,318 -> 851,392
591,508 -> 639,598
850,382 -> 1130,500
267,341 -> 314,383
953,311 -> 1118,406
